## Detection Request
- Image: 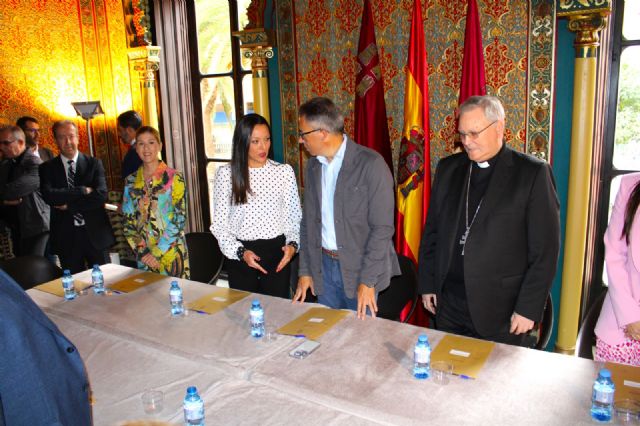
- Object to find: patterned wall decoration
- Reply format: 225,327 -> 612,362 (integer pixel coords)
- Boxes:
289,0 -> 554,178
527,0 -> 556,162
276,0 -> 303,182
0,0 -> 132,189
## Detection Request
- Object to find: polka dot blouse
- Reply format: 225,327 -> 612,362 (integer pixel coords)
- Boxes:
210,160 -> 302,260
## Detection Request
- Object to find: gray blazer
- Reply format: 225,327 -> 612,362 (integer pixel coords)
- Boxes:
299,138 -> 400,298
0,149 -> 50,238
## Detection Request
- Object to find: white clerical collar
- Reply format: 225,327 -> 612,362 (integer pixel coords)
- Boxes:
476,161 -> 490,169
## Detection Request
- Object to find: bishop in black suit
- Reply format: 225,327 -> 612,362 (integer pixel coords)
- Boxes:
417,96 -> 560,346
39,120 -> 115,273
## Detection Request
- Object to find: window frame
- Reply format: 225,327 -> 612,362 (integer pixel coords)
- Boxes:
186,0 -> 250,227
589,0 -> 640,314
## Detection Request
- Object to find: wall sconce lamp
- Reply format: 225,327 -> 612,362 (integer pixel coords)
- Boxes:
71,101 -> 103,157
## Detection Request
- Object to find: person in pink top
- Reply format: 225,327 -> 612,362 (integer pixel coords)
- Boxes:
595,172 -> 640,365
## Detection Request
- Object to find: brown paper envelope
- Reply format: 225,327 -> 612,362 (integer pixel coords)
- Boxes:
187,287 -> 250,314
34,278 -> 92,297
109,271 -> 167,293
277,307 -> 350,340
431,334 -> 495,379
605,361 -> 640,401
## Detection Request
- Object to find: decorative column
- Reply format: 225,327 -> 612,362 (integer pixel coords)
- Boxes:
127,46 -> 162,130
555,0 -> 611,354
123,0 -> 161,130
233,28 -> 274,123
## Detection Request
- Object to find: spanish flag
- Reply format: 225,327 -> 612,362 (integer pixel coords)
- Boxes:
395,0 -> 430,266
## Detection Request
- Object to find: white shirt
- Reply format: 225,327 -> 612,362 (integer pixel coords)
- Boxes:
317,135 -> 347,250
211,160 -> 302,260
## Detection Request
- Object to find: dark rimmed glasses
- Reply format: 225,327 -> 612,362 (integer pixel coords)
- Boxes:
298,128 -> 322,139
458,120 -> 497,141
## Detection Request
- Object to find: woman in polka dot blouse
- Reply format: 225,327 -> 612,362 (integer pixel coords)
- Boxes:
211,114 -> 301,298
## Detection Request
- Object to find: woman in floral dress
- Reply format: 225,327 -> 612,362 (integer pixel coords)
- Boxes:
122,126 -> 189,278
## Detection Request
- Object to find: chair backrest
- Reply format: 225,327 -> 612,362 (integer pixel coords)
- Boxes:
185,232 -> 224,284
575,290 -> 607,359
0,255 -> 63,290
535,294 -> 554,350
377,254 -> 417,322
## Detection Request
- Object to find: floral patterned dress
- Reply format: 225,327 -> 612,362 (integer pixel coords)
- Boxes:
122,161 -> 189,278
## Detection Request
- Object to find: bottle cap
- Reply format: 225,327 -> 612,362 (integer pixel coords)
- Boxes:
63,269 -> 70,275
252,299 -> 260,306
93,264 -> 99,268
187,386 -> 197,394
418,334 -> 428,342
599,369 -> 612,378
171,280 -> 178,286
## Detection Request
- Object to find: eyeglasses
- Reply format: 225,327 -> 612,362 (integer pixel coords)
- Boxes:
0,139 -> 16,146
298,128 -> 322,139
458,120 -> 497,141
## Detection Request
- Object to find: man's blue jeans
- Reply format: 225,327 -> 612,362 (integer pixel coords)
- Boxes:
317,251 -> 357,310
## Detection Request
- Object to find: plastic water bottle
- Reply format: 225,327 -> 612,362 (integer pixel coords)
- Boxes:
250,299 -> 265,338
169,281 -> 184,316
591,368 -> 615,422
413,334 -> 431,379
61,269 -> 77,300
91,264 -> 105,294
183,386 -> 204,426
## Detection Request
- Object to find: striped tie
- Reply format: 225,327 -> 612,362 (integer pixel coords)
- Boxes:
67,160 -> 85,226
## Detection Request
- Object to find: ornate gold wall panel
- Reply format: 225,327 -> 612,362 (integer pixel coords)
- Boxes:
0,0 -> 132,189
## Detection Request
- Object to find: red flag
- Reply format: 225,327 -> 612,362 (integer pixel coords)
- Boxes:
354,0 -> 393,174
459,0 -> 486,104
395,0 -> 430,324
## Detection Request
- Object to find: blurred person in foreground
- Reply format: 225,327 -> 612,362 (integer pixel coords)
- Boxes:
122,126 -> 189,278
595,172 -> 640,365
211,113 -> 301,298
0,268 -> 91,425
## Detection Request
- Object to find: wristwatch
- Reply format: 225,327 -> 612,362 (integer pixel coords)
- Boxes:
236,246 -> 247,261
287,241 -> 299,252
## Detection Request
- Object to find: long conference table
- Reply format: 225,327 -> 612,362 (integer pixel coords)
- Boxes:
28,264 -> 604,425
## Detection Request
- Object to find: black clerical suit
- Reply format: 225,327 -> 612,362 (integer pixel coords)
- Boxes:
39,153 -> 115,273
417,146 -> 560,344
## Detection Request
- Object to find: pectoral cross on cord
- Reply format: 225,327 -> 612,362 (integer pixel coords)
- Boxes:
460,164 -> 483,256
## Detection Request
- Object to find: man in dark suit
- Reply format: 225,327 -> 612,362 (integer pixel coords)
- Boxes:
417,96 -> 560,346
0,268 -> 92,425
0,125 -> 50,257
16,116 -> 55,162
40,120 -> 115,273
117,110 -> 143,180
292,97 -> 400,319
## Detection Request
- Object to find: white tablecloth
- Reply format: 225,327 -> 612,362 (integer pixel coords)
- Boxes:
29,264 -> 604,425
